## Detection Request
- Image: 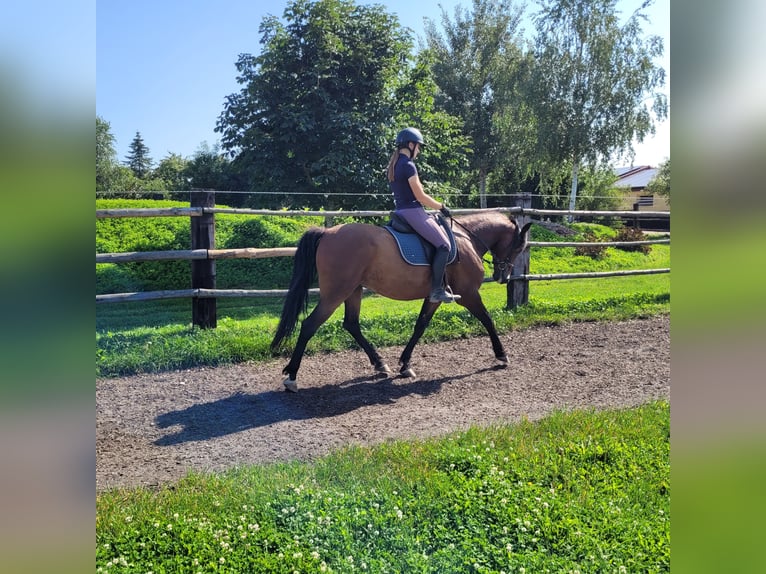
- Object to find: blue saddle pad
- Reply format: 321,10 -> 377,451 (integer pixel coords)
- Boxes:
383,216 -> 458,266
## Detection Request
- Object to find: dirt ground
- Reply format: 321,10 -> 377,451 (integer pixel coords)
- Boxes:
97,315 -> 669,492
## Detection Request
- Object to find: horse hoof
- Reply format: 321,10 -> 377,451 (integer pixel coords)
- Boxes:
283,377 -> 298,393
496,356 -> 509,367
375,363 -> 393,376
400,367 -> 416,378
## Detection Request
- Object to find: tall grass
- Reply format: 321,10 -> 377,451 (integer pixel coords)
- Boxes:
97,401 -> 670,573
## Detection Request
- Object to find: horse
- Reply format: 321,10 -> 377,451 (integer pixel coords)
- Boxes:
270,211 -> 533,392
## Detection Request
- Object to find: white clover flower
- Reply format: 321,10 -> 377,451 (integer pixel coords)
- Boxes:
166,523 -> 173,531
219,557 -> 225,564
346,555 -> 354,563
311,551 -> 320,559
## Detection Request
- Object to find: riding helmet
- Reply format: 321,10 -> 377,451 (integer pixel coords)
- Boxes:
395,127 -> 425,147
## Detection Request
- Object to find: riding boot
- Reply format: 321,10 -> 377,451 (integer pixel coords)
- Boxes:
429,246 -> 461,303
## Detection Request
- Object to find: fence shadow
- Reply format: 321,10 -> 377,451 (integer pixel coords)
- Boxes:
154,366 -> 503,446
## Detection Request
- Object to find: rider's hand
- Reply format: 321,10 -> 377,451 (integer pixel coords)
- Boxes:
439,205 -> 452,218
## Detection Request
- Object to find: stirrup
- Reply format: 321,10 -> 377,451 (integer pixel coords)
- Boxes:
429,286 -> 461,303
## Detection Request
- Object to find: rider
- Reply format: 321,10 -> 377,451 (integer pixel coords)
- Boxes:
386,127 -> 460,303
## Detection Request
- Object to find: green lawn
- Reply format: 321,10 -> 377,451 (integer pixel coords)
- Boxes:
97,401 -> 670,573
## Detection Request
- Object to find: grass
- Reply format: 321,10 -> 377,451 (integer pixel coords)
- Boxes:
97,401 -> 670,573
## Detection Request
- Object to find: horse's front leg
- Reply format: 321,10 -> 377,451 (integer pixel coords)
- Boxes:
343,287 -> 391,377
459,294 -> 507,364
398,299 -> 441,378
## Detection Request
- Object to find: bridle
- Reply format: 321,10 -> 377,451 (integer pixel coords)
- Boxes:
447,216 -> 518,273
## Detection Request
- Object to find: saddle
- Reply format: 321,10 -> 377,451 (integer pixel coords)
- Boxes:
383,212 -> 458,266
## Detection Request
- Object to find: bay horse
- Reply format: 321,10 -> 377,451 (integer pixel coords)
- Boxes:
270,211 -> 532,392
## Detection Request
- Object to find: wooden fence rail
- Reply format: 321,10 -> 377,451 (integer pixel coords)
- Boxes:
96,193 -> 670,326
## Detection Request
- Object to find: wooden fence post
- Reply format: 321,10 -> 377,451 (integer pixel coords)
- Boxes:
508,193 -> 532,309
191,190 -> 216,328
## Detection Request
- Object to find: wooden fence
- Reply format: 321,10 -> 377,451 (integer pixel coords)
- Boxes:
96,192 -> 670,328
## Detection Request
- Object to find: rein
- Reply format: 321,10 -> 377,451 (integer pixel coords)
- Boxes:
448,217 -> 494,266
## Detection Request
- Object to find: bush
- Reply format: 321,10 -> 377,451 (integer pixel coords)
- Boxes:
615,227 -> 651,254
216,216 -> 318,289
574,230 -> 607,259
96,200 -> 324,293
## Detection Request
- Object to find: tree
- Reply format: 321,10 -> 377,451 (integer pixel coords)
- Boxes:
646,157 -> 670,204
425,0 -> 526,207
216,0 -> 414,210
526,0 -> 668,215
97,116 -> 118,192
184,143 -> 247,206
154,153 -> 191,192
124,131 -> 153,178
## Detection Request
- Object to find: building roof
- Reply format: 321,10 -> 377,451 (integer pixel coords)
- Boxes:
614,165 -> 657,190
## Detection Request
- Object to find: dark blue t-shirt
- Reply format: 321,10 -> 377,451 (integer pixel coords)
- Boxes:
390,153 -> 420,209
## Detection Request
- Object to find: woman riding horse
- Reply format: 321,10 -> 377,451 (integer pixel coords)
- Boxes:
386,127 -> 459,303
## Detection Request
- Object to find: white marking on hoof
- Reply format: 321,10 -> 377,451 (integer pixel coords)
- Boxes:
400,367 -> 416,378
376,363 -> 393,376
496,356 -> 509,367
283,377 -> 298,393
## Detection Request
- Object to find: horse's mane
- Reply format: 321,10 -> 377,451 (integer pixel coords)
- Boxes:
454,210 -> 515,234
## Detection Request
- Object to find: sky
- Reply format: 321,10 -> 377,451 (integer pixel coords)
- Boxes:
97,0 -> 669,168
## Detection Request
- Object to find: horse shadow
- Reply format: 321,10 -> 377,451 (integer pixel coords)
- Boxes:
154,366 -> 503,446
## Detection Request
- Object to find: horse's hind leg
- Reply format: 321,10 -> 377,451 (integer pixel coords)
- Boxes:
398,299 -> 441,378
343,287 -> 391,377
282,299 -> 341,391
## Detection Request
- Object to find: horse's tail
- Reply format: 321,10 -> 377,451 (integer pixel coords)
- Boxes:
270,227 -> 325,350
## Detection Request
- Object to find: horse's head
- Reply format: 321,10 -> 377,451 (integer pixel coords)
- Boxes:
491,220 -> 533,284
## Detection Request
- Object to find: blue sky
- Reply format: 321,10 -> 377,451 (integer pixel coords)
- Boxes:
97,0 -> 669,167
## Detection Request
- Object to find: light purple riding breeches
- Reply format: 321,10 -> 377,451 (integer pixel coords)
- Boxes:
395,207 -> 450,250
